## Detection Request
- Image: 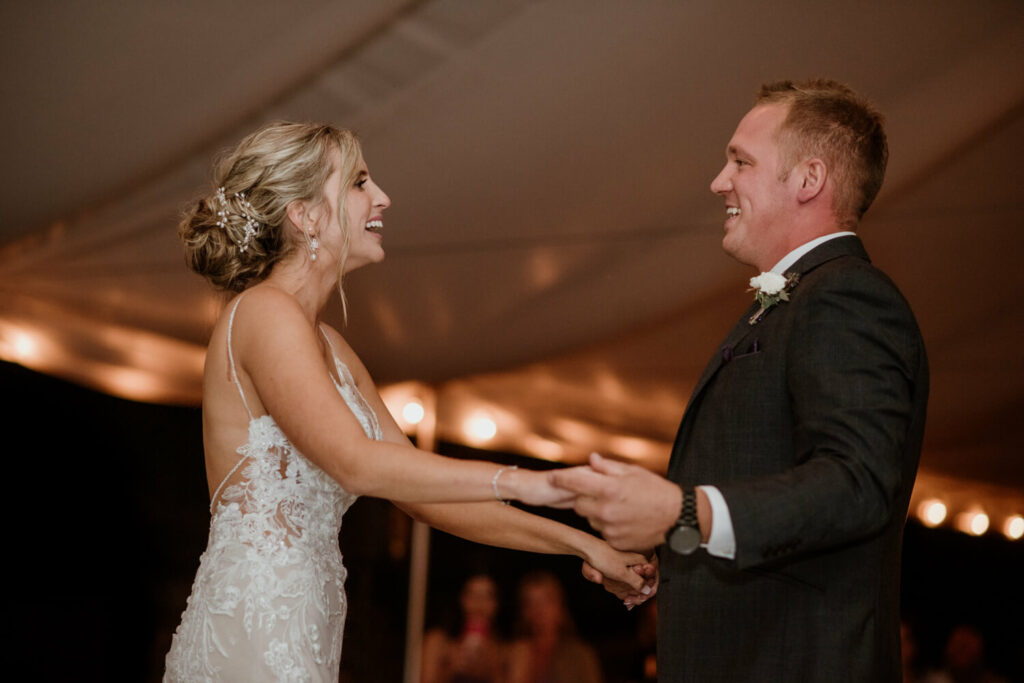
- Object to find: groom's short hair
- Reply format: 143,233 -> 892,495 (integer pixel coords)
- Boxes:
757,79 -> 888,229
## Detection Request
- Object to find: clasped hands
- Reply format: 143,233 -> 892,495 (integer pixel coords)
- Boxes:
547,452 -> 683,608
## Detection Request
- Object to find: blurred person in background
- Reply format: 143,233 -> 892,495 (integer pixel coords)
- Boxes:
924,624 -> 1008,683
902,618 -> 926,683
422,572 -> 509,683
508,571 -> 602,683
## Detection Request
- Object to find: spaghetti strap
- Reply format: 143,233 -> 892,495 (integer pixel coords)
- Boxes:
318,325 -> 348,390
318,324 -> 338,356
227,295 -> 254,420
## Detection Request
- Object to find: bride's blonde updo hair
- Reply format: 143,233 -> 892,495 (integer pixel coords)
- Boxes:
180,121 -> 362,292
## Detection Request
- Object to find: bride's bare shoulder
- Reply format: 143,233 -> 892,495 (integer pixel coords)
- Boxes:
236,285 -> 305,317
225,286 -> 312,340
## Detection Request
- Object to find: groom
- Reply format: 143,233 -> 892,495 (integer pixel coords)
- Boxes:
552,80 -> 928,681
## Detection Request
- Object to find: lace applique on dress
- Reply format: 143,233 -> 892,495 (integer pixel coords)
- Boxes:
164,300 -> 382,682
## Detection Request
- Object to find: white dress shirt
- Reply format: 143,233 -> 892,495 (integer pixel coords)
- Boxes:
697,231 -> 855,559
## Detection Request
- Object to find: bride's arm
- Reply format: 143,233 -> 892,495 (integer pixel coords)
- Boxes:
332,332 -> 650,590
236,289 -> 563,507
399,499 -> 649,590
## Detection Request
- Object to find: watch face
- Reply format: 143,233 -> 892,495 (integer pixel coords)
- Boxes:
669,525 -> 702,555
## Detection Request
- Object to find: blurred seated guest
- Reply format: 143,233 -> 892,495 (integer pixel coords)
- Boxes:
924,624 -> 1008,683
422,573 -> 508,683
508,571 -> 602,683
634,599 -> 657,683
902,617 -> 925,683
595,596 -> 656,683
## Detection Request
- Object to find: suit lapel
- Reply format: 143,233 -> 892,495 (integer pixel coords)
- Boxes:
667,303 -> 757,479
668,235 -> 871,477
686,302 -> 758,409
691,235 -> 869,402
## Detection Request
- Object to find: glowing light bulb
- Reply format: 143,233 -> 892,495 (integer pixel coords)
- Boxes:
402,401 -> 425,425
466,415 -> 497,442
955,510 -> 988,536
917,499 -> 947,527
1,328 -> 41,362
1004,515 -> 1024,540
13,332 -> 37,358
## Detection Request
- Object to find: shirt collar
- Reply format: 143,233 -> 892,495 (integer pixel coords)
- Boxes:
769,231 -> 856,274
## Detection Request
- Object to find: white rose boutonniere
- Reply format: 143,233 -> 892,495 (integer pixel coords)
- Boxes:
748,271 -> 800,325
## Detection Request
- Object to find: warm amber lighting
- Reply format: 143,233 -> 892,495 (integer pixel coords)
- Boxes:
1004,515 -> 1024,540
378,382 -> 432,433
13,331 -> 37,358
605,436 -> 644,459
465,414 -> 497,443
917,499 -> 947,527
0,325 -> 44,364
954,511 -> 989,536
96,365 -> 165,403
523,435 -> 564,461
402,401 -> 425,425
549,417 -> 596,443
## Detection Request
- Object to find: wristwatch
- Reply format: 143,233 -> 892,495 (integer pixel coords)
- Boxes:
667,487 -> 701,555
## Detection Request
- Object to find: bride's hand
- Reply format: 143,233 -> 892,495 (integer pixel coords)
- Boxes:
582,538 -> 655,595
582,550 -> 658,608
500,467 -> 577,508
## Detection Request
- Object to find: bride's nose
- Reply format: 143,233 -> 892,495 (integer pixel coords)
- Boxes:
374,184 -> 391,210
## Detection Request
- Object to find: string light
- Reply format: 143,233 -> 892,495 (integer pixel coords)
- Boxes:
917,499 -> 947,527
954,510 -> 989,536
969,512 -> 989,535
0,326 -> 42,364
1004,515 -> 1024,541
402,400 -> 425,426
13,331 -> 38,358
465,414 -> 497,443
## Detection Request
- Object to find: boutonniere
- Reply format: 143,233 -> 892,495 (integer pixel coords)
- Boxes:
748,271 -> 800,325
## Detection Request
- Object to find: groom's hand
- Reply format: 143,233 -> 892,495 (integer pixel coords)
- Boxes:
549,452 -> 681,551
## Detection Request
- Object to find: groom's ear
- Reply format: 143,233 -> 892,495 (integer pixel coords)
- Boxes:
795,158 -> 827,204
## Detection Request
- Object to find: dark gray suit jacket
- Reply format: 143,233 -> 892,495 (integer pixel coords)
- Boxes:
658,236 -> 928,682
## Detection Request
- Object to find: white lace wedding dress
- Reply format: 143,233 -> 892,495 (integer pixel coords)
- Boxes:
165,299 -> 382,682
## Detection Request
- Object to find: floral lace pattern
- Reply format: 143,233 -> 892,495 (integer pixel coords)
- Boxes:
165,320 -> 382,682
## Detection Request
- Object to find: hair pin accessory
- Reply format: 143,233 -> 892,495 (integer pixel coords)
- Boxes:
215,187 -> 261,252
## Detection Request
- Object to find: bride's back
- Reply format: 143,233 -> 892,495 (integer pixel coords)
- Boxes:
165,289 -> 364,682
199,294 -> 265,502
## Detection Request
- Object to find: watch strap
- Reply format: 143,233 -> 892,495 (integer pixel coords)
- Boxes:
678,486 -> 698,527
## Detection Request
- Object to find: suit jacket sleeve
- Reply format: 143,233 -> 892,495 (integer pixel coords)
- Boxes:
718,260 -> 927,570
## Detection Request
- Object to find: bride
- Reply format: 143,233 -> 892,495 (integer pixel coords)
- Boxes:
164,122 -> 652,681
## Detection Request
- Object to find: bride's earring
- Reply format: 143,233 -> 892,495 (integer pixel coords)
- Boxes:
308,230 -> 320,261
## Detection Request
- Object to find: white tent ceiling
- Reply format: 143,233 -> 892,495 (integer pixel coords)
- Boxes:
2,0 -> 1022,522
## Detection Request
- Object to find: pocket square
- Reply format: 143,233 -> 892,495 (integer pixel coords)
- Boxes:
721,339 -> 761,363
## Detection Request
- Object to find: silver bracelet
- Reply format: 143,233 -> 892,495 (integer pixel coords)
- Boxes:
492,465 -> 517,505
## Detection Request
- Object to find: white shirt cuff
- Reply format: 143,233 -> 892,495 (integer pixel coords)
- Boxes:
697,485 -> 736,559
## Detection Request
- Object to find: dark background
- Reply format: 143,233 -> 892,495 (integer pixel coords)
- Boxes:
6,359 -> 1021,682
